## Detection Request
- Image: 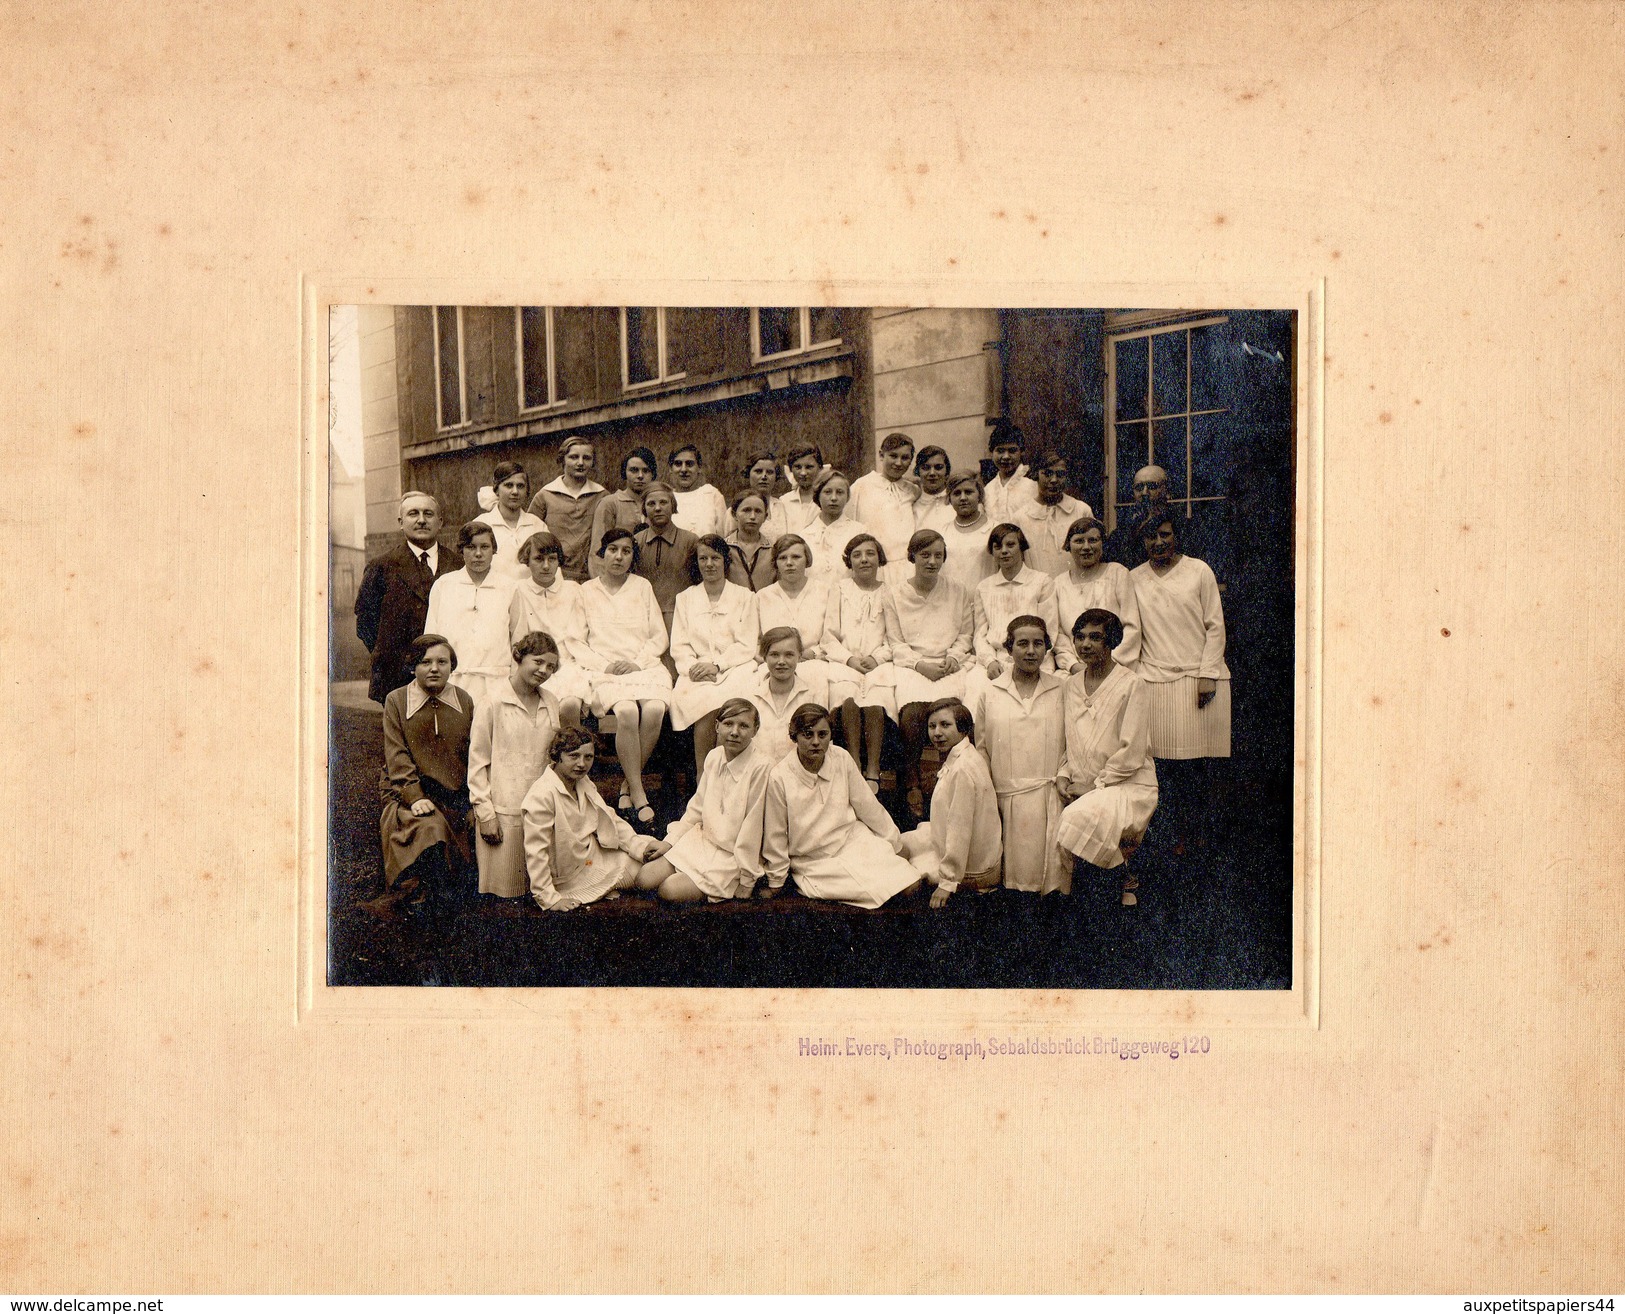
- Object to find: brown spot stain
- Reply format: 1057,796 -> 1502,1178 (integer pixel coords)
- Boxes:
194,656 -> 214,674
1330,250 -> 1341,259
199,870 -> 213,882
1378,411 -> 1392,423
464,185 -> 488,206
73,422 -> 95,438
1370,694 -> 1383,707
1441,628 -> 1451,637
915,163 -> 928,175
1213,214 -> 1227,226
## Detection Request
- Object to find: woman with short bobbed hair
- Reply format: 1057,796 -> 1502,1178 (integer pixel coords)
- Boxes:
424,521 -> 518,707
823,532 -> 895,790
508,530 -> 591,723
1052,515 -> 1140,672
476,460 -> 549,581
940,471 -> 996,596
722,489 -> 777,591
970,521 -> 1061,685
588,446 -> 657,567
800,469 -> 874,587
747,626 -> 828,764
669,533 -> 761,771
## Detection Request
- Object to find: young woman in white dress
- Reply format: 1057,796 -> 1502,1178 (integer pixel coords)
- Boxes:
476,460 -> 549,581
966,615 -> 1070,895
970,522 -> 1061,687
1051,516 -> 1141,674
940,471 -> 996,597
468,631 -> 563,900
1056,609 -> 1159,908
823,534 -> 895,791
779,442 -> 830,532
754,535 -> 848,696
669,534 -> 762,772
899,698 -> 1004,908
507,530 -> 592,725
748,626 -> 830,764
887,529 -> 974,818
636,698 -> 773,903
757,705 -> 924,909
1129,507 -> 1230,849
801,469 -> 874,588
912,445 -> 955,535
520,727 -> 671,911
576,526 -> 673,827
424,521 -> 518,707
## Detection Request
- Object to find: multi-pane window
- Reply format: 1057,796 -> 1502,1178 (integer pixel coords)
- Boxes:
751,307 -> 841,361
1105,315 -> 1230,529
621,307 -> 685,389
516,306 -> 562,412
433,305 -> 467,430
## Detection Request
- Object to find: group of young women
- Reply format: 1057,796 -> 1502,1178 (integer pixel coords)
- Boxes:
370,429 -> 1229,918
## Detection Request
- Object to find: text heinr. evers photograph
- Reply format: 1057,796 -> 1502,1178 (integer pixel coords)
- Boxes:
327,304 -> 1298,989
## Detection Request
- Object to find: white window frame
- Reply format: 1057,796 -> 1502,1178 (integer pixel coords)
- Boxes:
620,306 -> 686,391
1103,314 -> 1229,532
750,307 -> 843,363
432,305 -> 469,432
515,306 -> 566,413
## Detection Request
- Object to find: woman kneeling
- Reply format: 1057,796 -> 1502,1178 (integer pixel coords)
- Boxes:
759,704 -> 923,909
521,727 -> 671,911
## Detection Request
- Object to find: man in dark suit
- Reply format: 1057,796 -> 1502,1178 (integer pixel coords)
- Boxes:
354,491 -> 464,704
1104,464 -> 1209,571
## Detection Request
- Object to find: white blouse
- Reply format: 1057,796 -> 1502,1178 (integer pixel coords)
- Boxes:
475,508 -> 550,581
1053,562 -> 1142,669
424,568 -> 519,680
468,681 -> 563,822
576,574 -> 669,672
1059,663 -> 1157,794
755,578 -> 834,658
508,576 -> 592,664
672,483 -> 728,538
972,566 -> 1062,665
749,667 -> 832,761
670,580 -> 759,672
850,471 -> 920,566
941,514 -> 997,597
801,515 -> 876,586
822,578 -> 893,666
1015,496 -> 1092,577
665,741 -> 775,876
1130,555 -> 1229,683
885,577 -> 973,667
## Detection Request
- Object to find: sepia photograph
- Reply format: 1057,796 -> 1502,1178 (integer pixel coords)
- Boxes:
327,303 -> 1300,989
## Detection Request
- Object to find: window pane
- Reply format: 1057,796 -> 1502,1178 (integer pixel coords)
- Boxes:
625,307 -> 660,384
435,306 -> 462,426
1114,421 -> 1149,508
1150,328 -> 1187,415
519,307 -> 550,410
552,306 -> 595,403
1188,322 -> 1230,412
758,307 -> 799,357
1114,336 -> 1147,421
808,306 -> 841,345
1190,411 -> 1230,500
1151,416 -> 1188,506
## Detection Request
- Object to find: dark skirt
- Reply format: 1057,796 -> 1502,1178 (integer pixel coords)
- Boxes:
380,780 -> 472,885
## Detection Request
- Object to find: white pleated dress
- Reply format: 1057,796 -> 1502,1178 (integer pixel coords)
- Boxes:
424,568 -> 519,707
761,746 -> 921,909
885,576 -> 974,708
1130,555 -> 1231,759
1055,664 -> 1159,870
575,574 -> 674,714
967,669 -> 1070,894
822,577 -> 897,718
668,581 -> 761,728
507,576 -> 595,705
663,740 -> 774,899
468,682 -> 563,896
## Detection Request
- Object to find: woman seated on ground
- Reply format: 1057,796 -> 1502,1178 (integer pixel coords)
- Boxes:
1052,516 -> 1140,673
424,521 -> 517,707
970,522 -> 1061,686
887,528 -> 974,817
365,634 -> 476,920
800,469 -> 874,587
669,534 -> 761,771
468,631 -> 563,902
576,527 -> 673,827
723,490 -> 777,591
521,727 -> 671,912
748,626 -> 829,762
1056,609 -> 1158,908
636,698 -> 773,903
899,698 -> 1003,909
822,533 -> 896,792
758,704 -> 924,909
508,530 -> 591,726
966,615 -> 1070,895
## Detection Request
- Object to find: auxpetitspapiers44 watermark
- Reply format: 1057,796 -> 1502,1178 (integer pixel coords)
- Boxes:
799,1034 -> 1213,1061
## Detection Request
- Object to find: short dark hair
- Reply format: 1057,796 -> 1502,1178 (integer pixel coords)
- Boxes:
406,632 -> 457,673
668,444 -> 702,466
548,725 -> 597,762
491,460 -> 529,491
1064,517 -> 1105,550
1137,506 -> 1178,542
1072,607 -> 1124,651
988,423 -> 1025,450
879,432 -> 915,455
596,526 -> 640,563
457,521 -> 497,552
517,530 -> 564,566
906,529 -> 946,562
716,697 -> 760,728
843,532 -> 888,567
621,446 -> 658,478
512,630 -> 561,663
758,625 -> 804,658
925,696 -> 975,739
987,521 -> 1030,555
788,703 -> 832,739
784,443 -> 824,467
1028,449 -> 1069,480
1002,614 -> 1052,653
695,533 -> 730,561
741,449 -> 778,477
914,444 -> 950,472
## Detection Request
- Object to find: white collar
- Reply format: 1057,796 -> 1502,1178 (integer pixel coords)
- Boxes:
405,682 -> 463,718
542,475 -> 606,497
990,667 -> 1063,699
491,678 -> 559,715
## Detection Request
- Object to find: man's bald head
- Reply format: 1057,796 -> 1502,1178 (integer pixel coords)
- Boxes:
1131,465 -> 1170,505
